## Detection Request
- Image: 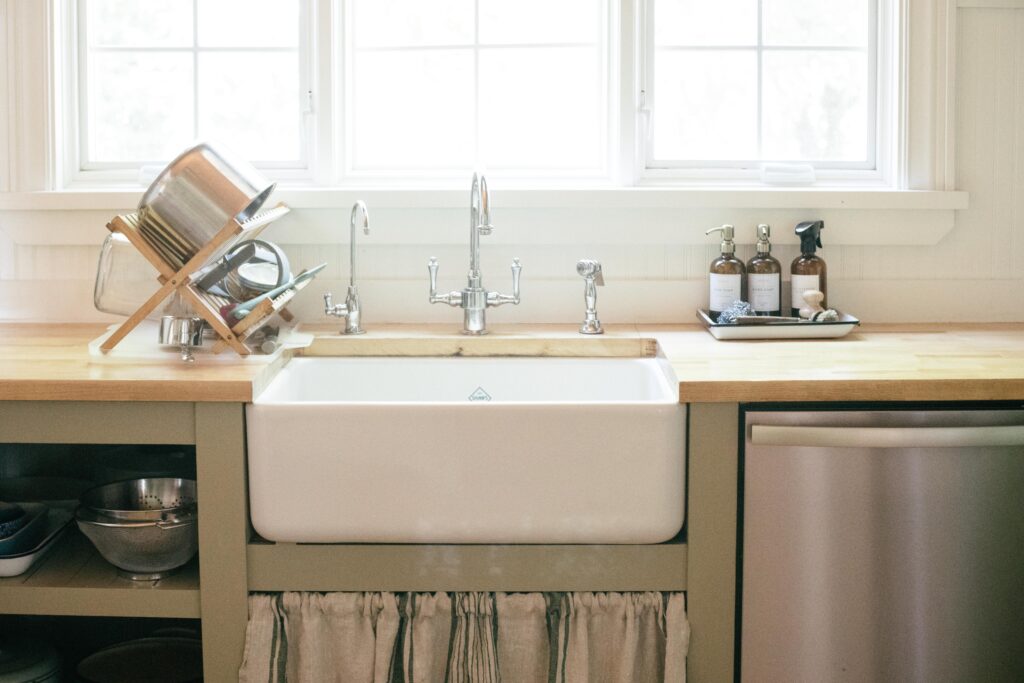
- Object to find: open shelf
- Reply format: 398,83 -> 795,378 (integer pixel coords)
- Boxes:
247,534 -> 687,593
0,527 -> 200,618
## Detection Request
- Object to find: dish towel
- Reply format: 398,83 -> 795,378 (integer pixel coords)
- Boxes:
240,591 -> 688,683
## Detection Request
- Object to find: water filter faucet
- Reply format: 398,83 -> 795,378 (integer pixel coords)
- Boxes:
576,259 -> 604,334
324,200 -> 370,334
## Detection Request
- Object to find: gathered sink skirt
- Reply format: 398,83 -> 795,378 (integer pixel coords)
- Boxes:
240,592 -> 688,683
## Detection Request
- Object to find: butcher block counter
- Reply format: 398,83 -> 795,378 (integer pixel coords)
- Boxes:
0,322 -> 1023,403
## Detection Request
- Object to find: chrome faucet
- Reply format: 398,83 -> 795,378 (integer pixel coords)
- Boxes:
576,259 -> 604,334
428,173 -> 521,335
324,200 -> 369,334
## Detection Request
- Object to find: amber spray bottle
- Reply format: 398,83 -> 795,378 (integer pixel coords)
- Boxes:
746,224 -> 781,316
705,224 -> 746,322
790,220 -> 827,317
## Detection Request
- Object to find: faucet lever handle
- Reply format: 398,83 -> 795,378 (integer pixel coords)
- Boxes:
427,257 -> 462,307
428,257 -> 439,297
510,257 -> 521,302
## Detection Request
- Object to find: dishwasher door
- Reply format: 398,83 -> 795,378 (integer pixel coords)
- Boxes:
741,408 -> 1024,683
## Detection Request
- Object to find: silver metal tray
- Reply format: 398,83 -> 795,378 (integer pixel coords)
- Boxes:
697,309 -> 860,340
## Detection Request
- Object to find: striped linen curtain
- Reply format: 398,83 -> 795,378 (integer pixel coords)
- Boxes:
240,592 -> 688,683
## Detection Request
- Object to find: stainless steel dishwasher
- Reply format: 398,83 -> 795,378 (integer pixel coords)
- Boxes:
740,405 -> 1024,682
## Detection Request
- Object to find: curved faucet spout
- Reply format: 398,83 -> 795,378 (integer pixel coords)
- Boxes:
470,173 -> 492,276
350,200 -> 369,287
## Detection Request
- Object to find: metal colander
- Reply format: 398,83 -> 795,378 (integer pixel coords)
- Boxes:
76,507 -> 198,580
79,478 -> 196,521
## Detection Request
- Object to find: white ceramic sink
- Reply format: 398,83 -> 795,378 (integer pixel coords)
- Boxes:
247,356 -> 685,544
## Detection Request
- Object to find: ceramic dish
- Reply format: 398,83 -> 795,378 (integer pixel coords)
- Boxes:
697,309 -> 860,340
0,508 -> 72,577
0,503 -> 50,555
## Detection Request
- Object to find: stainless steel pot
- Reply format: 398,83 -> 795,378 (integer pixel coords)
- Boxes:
138,141 -> 275,253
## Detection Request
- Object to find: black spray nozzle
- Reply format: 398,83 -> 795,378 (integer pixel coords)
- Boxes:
795,220 -> 824,253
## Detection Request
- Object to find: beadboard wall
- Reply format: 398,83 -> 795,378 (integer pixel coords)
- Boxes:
0,6 -> 1022,325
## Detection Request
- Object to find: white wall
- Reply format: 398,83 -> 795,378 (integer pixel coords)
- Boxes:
0,5 -> 1022,325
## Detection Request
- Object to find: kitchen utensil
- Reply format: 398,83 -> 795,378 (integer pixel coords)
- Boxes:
138,141 -> 275,255
0,502 -> 26,539
234,240 -> 292,293
733,315 -> 803,324
192,240 -> 257,291
75,507 -> 197,580
0,504 -> 49,555
78,478 -> 196,523
0,509 -> 72,578
93,233 -> 161,317
221,263 -> 326,320
158,316 -> 205,362
76,637 -> 202,683
0,636 -> 61,683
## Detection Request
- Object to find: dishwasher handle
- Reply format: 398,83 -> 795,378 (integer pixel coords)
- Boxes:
750,424 -> 1024,449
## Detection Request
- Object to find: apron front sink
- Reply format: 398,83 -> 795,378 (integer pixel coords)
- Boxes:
247,356 -> 685,543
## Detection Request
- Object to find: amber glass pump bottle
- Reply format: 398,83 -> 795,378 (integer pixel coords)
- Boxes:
705,224 -> 746,321
790,220 -> 827,316
746,223 -> 781,316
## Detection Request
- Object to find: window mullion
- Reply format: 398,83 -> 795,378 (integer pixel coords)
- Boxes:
473,0 -> 481,170
756,0 -> 763,161
192,0 -> 199,140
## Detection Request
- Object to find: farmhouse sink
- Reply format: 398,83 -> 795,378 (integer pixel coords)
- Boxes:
246,356 -> 685,543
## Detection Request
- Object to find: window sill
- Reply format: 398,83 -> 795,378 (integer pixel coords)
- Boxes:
0,187 -> 969,212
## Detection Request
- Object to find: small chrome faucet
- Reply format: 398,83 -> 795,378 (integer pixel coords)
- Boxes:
324,200 -> 369,335
576,259 -> 604,334
428,173 -> 521,335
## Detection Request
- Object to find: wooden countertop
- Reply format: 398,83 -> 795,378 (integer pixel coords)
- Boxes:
0,324 -> 284,402
0,322 -> 1022,403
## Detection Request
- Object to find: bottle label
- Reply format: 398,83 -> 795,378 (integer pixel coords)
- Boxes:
791,274 -> 820,311
748,273 -> 780,312
709,273 -> 742,312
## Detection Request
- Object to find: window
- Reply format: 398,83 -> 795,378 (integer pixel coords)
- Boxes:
345,0 -> 610,177
77,0 -> 309,173
644,0 -> 883,178
41,0 -> 920,190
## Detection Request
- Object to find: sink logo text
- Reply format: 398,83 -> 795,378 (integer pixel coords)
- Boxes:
468,387 -> 492,401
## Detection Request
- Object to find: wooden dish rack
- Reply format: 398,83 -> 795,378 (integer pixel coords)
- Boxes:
100,202 -> 297,357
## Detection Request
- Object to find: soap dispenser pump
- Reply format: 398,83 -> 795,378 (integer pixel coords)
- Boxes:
790,220 -> 827,317
747,223 -> 782,316
705,224 -> 746,321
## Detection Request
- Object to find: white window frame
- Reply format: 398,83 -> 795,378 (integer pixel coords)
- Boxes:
628,0 -> 900,187
0,0 -> 960,197
55,0 -> 323,188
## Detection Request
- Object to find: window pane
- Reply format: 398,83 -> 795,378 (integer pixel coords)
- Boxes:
763,0 -> 870,47
198,0 -> 300,48
479,48 -> 602,169
87,53 -> 194,162
652,51 -> 758,160
654,0 -> 758,47
353,0 -> 474,48
352,50 -> 475,169
761,51 -> 868,161
87,0 -> 192,47
197,53 -> 303,162
479,0 -> 600,45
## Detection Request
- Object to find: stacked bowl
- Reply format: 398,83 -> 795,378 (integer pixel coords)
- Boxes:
75,478 -> 198,581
